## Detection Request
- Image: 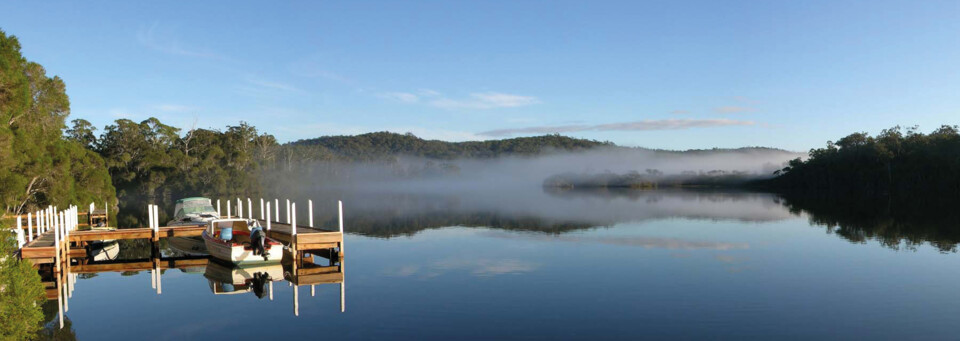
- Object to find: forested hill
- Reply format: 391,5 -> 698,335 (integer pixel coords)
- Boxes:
285,131 -> 795,161
288,132 -> 613,160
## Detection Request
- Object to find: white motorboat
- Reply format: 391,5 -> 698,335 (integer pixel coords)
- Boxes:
167,197 -> 220,226
201,218 -> 284,265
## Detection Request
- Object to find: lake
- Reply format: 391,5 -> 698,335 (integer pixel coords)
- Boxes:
37,189 -> 960,340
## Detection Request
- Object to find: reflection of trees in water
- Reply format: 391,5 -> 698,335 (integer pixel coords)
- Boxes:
36,300 -> 77,341
778,193 -> 960,252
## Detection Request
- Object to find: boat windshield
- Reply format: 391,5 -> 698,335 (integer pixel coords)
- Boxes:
176,200 -> 218,218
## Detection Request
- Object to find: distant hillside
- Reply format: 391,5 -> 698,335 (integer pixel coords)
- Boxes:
287,132 -> 613,161
283,131 -> 799,162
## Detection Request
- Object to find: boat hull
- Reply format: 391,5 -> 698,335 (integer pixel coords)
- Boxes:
202,231 -> 284,265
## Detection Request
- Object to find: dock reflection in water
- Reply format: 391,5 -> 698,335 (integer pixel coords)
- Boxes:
39,241 -> 345,331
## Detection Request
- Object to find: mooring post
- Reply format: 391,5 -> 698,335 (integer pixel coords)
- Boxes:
291,203 -> 297,236
266,202 -> 272,231
274,199 -> 279,221
247,198 -> 252,221
286,199 -> 291,224
217,199 -> 222,218
27,212 -> 33,242
293,283 -> 299,317
338,200 -> 345,257
227,202 -> 231,218
269,281 -> 274,300
16,216 -> 23,249
260,198 -> 264,220
54,210 -> 61,273
237,198 -> 242,218
308,199 -> 314,228
157,264 -> 162,295
57,271 -> 64,329
340,256 -> 345,313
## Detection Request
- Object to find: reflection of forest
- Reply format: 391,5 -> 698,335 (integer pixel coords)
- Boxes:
296,189 -> 795,238
778,193 -> 960,252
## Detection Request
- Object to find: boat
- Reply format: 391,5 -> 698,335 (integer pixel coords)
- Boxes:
167,197 -> 220,226
201,218 -> 284,265
204,261 -> 284,297
166,197 -> 221,254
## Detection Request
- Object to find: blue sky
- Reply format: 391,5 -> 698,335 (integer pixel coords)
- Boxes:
1,1 -> 958,151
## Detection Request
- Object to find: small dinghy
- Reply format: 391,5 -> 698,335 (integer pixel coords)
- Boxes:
202,218 -> 284,265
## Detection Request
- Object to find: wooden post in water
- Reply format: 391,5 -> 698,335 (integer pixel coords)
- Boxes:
266,202 -> 272,231
217,199 -> 221,218
57,270 -> 64,329
308,199 -> 314,228
274,199 -> 279,221
340,256 -> 345,313
286,199 -> 291,224
156,264 -> 162,295
259,198 -> 264,220
226,202 -> 231,218
311,285 -> 315,297
269,281 -> 273,300
247,198 -> 252,221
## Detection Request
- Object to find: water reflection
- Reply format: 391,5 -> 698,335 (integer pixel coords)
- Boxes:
778,193 -> 960,252
297,188 -> 797,237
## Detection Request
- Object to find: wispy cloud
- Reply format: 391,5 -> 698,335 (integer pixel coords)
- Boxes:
245,77 -> 303,93
670,110 -> 690,114
431,92 -> 540,109
480,118 -> 756,137
379,92 -> 420,103
155,104 -> 195,113
714,106 -> 755,114
136,22 -> 220,59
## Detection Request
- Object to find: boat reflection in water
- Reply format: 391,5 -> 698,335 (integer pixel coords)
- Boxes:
39,240 -> 345,331
205,261 -> 284,298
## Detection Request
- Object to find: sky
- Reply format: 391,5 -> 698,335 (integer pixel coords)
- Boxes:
1,1 -> 958,151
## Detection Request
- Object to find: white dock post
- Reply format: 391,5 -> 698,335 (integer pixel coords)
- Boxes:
308,200 -> 314,228
311,285 -> 315,297
247,198 -> 252,221
156,264 -> 162,295
153,205 -> 159,234
147,204 -> 152,229
16,216 -> 23,249
338,200 -> 345,257
293,285 -> 299,316
291,203 -> 297,236
237,198 -> 242,218
54,211 -> 61,273
260,198 -> 264,220
286,199 -> 291,224
338,200 -> 344,234
269,281 -> 273,300
27,212 -> 33,242
57,272 -> 64,329
340,260 -> 345,313
274,199 -> 279,221
266,202 -> 272,231
151,265 -> 156,289
217,199 -> 221,218
226,202 -> 231,218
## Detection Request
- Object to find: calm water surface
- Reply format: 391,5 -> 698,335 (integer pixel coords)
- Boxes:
42,190 -> 960,340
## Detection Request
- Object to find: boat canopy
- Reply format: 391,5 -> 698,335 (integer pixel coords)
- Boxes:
174,197 -> 217,219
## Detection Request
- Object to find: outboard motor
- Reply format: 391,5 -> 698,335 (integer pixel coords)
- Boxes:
251,228 -> 269,261
251,272 -> 269,299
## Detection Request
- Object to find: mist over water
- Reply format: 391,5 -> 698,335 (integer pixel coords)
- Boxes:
264,148 -> 804,237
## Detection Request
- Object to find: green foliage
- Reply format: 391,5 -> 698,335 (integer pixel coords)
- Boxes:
763,125 -> 960,196
96,119 -> 277,226
0,227 -> 45,340
0,29 -> 116,217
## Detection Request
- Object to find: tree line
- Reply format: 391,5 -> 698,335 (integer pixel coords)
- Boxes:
760,125 -> 960,197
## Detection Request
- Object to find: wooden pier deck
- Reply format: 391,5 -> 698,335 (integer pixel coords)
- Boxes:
258,219 -> 344,253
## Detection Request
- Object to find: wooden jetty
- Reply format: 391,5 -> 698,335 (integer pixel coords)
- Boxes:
10,197 -> 346,271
